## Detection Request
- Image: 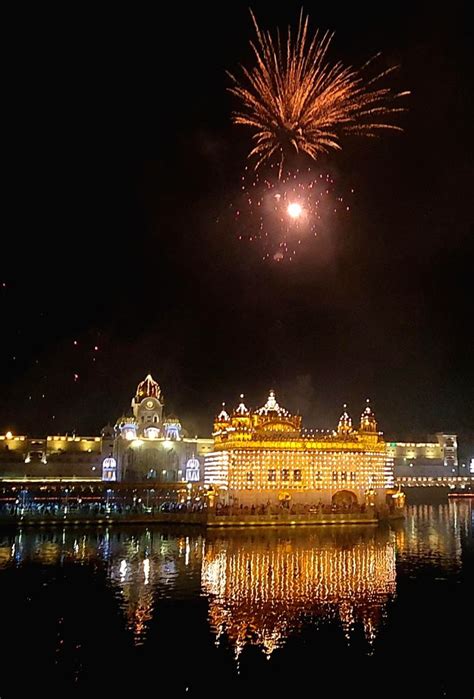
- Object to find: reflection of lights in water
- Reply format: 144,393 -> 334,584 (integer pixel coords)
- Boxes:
202,529 -> 397,658
0,510 -> 470,660
185,537 -> 190,567
161,560 -> 177,576
36,542 -> 61,565
120,559 -> 127,581
143,558 -> 150,585
0,546 -> 13,567
394,503 -> 465,567
104,533 -> 203,646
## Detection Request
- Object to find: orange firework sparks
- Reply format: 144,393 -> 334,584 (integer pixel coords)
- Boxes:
228,10 -> 409,174
231,166 -> 353,262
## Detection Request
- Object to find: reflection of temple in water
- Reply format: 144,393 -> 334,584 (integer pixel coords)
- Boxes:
0,501 -> 469,656
201,527 -> 397,657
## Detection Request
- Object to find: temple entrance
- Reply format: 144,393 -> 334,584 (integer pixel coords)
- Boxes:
332,490 -> 358,507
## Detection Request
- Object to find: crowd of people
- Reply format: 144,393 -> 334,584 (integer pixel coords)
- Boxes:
214,501 -> 373,516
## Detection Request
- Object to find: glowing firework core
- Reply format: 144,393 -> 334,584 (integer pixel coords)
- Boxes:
287,202 -> 303,219
231,167 -> 353,262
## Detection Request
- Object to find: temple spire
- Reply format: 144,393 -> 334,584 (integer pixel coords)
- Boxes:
218,402 -> 230,421
235,394 -> 249,415
360,398 -> 377,432
337,403 -> 353,436
256,389 -> 289,417
134,373 -> 162,402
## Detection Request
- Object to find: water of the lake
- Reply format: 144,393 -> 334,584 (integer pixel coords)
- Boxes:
0,501 -> 472,698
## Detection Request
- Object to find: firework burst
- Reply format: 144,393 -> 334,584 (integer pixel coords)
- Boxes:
232,165 -> 353,262
228,10 -> 409,174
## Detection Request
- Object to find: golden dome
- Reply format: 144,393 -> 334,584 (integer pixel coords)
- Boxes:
135,374 -> 162,402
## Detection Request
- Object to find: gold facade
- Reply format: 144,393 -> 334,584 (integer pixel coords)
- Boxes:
208,392 -> 393,507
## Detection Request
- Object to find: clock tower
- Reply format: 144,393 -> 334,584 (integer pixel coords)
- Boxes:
131,374 -> 164,437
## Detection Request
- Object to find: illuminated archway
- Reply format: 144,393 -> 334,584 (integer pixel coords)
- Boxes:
331,490 -> 358,507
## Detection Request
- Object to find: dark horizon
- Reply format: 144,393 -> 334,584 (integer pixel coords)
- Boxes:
2,2 -> 473,451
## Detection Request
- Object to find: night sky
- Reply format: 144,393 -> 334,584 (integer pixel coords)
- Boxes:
3,2 -> 473,452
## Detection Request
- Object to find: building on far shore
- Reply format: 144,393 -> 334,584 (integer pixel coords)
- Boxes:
387,434 -> 458,478
205,391 -> 397,511
0,375 -> 461,492
0,374 -> 213,484
0,431 -> 108,480
112,374 -> 213,482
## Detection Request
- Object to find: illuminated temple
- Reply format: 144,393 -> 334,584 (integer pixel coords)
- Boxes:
205,391 -> 395,510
